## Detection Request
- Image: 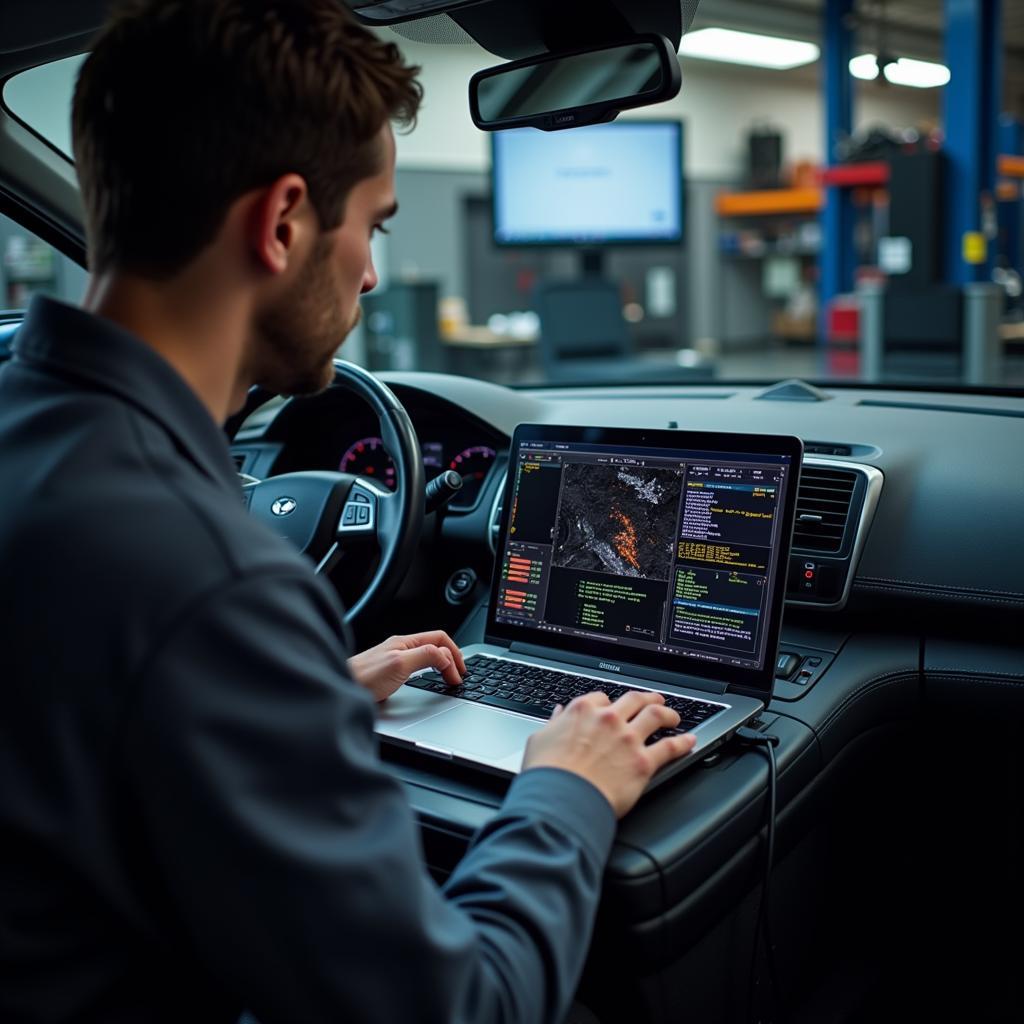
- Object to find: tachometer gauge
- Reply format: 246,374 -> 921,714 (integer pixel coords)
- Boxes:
339,436 -> 396,490
449,445 -> 496,506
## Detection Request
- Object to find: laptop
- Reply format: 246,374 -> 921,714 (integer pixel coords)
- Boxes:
378,423 -> 803,788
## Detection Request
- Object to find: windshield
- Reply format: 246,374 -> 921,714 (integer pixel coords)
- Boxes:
4,25 -> 1022,391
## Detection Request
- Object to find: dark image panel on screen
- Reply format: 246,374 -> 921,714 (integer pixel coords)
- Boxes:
553,463 -> 682,581
509,461 -> 563,545
545,566 -> 667,642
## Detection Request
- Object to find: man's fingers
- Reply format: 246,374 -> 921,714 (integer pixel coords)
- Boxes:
629,703 -> 681,737
403,630 -> 466,675
647,731 -> 698,771
572,691 -> 612,710
398,644 -> 460,685
610,689 -> 665,721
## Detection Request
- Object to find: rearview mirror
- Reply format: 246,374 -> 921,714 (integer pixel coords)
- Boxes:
469,34 -> 681,132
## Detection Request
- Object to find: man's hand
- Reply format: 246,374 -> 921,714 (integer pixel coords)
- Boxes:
522,691 -> 698,819
348,631 -> 466,703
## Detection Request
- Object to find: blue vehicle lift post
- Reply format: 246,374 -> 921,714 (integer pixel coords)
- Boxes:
819,0 -> 856,358
997,115 -> 1022,275
943,0 -> 1001,284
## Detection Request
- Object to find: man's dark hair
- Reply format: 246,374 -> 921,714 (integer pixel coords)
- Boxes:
72,0 -> 422,277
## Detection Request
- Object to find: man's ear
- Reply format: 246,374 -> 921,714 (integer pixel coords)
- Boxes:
247,173 -> 311,275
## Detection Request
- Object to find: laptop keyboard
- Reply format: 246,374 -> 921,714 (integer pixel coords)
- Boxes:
404,654 -> 726,743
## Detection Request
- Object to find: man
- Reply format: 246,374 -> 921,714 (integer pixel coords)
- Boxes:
0,2 -> 695,1021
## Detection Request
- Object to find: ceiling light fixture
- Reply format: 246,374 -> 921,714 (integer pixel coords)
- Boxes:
883,56 -> 951,88
678,28 -> 820,71
849,53 -> 881,80
849,52 -> 951,88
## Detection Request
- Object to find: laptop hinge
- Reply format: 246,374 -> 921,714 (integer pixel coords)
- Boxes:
508,641 -> 729,696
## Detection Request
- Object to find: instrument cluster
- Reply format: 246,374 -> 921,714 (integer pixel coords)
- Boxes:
339,435 -> 497,509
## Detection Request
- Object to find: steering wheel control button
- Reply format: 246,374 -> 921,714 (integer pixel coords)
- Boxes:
775,652 -> 800,679
445,568 -> 478,604
339,491 -> 376,534
271,496 -> 297,517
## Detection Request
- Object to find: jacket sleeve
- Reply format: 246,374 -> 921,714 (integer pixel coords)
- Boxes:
121,569 -> 616,1024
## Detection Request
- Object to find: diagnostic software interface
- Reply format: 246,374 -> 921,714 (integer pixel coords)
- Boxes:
495,439 -> 794,672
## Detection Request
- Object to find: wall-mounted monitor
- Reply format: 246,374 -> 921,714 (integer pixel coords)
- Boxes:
491,119 -> 684,247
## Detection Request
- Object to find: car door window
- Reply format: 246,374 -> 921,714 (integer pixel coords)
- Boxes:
0,212 -> 87,312
3,54 -> 82,159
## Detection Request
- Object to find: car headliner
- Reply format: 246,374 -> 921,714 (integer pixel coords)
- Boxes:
0,2 -> 109,78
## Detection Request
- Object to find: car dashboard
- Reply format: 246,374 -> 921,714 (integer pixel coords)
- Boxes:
233,372 -> 1024,625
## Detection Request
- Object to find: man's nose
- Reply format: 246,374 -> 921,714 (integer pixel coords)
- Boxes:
361,260 -> 378,294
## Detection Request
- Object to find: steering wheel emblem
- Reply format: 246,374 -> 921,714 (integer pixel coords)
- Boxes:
271,496 -> 298,517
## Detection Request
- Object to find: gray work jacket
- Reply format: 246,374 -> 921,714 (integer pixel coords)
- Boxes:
0,296 -> 616,1024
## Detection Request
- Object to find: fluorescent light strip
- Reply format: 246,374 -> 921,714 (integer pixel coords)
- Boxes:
849,53 -> 950,88
884,56 -> 950,88
679,28 -> 820,71
849,53 -> 880,80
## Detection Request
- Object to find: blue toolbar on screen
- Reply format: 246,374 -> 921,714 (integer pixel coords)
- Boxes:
492,121 -> 682,245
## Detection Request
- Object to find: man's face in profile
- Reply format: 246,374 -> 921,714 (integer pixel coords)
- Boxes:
255,125 -> 398,396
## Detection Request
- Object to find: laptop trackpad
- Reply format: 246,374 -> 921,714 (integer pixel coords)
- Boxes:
402,704 -> 542,759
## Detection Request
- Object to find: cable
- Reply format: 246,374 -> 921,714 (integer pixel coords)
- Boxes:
736,726 -> 783,1023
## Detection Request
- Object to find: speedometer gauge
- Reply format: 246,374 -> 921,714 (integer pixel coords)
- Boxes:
339,436 -> 396,491
449,445 -> 496,506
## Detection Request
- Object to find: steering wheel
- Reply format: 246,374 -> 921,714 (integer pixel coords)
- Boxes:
226,360 -> 425,627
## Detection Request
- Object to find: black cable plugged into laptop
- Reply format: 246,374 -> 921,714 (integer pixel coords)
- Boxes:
735,726 -> 784,1024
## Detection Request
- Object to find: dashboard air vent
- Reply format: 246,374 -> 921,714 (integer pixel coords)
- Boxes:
804,442 -> 852,456
793,467 -> 857,553
231,452 -> 247,473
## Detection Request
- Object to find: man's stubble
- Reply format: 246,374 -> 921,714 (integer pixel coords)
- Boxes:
254,234 -> 359,396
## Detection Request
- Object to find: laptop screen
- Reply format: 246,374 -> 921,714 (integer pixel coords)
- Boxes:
486,425 -> 803,697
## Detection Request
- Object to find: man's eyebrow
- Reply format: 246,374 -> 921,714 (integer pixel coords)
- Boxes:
376,201 -> 399,222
